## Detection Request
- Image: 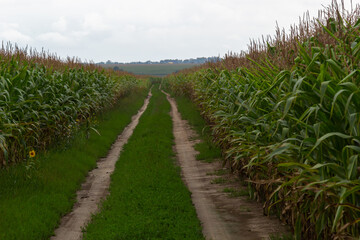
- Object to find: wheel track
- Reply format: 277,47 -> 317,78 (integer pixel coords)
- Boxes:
162,89 -> 288,240
51,89 -> 152,240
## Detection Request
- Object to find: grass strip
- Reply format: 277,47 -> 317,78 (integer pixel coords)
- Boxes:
0,89 -> 148,240
83,86 -> 204,240
174,95 -> 221,163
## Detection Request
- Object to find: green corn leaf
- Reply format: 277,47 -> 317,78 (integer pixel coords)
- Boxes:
339,70 -> 358,84
344,145 -> 360,153
311,162 -> 338,170
340,81 -> 358,92
332,188 -> 346,232
283,96 -> 296,117
326,59 -> 345,78
345,91 -> 356,115
347,155 -> 358,180
320,80 -> 331,104
341,186 -> 360,202
330,89 -> 348,118
278,161 -> 314,171
310,132 -> 352,153
306,52 -> 321,72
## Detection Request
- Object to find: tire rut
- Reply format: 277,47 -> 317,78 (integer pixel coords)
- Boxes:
163,89 -> 288,240
51,89 -> 152,240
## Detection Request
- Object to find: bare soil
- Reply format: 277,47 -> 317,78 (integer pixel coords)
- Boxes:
51,90 -> 152,240
163,90 -> 289,240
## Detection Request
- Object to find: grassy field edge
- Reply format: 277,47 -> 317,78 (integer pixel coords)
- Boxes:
0,89 -> 148,240
173,95 -> 221,163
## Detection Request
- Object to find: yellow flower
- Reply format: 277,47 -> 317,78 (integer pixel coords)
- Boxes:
29,150 -> 36,158
76,119 -> 80,123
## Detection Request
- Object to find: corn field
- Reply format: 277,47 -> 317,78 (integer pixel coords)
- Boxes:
0,44 -> 141,166
164,1 -> 360,239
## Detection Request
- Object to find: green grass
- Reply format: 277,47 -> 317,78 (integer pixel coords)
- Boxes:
83,86 -> 204,240
269,233 -> 294,240
223,188 -> 249,198
102,63 -> 198,77
238,206 -> 252,212
211,177 -> 227,184
0,89 -> 148,240
174,95 -> 221,163
206,169 -> 228,176
194,142 -> 222,163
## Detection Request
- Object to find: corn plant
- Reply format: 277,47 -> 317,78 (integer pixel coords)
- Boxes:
164,1 -> 360,238
0,46 -> 141,166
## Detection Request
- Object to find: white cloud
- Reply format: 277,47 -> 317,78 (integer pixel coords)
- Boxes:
0,29 -> 32,42
0,0 -> 359,62
0,23 -> 32,43
82,13 -> 110,32
71,31 -> 89,40
37,32 -> 70,44
52,17 -> 67,32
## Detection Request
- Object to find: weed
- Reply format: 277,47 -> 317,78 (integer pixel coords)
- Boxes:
223,187 -> 249,197
269,233 -> 294,240
207,169 -> 228,176
211,177 -> 227,184
194,142 -> 222,163
239,206 -> 251,212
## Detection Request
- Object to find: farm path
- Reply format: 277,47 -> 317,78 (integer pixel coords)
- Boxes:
51,89 -> 152,240
163,89 -> 288,240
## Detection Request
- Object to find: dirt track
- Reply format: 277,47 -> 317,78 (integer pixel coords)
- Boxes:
51,86 -> 288,240
163,90 -> 288,240
51,89 -> 152,240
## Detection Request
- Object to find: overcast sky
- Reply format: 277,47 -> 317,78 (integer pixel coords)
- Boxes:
0,0 -> 358,62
